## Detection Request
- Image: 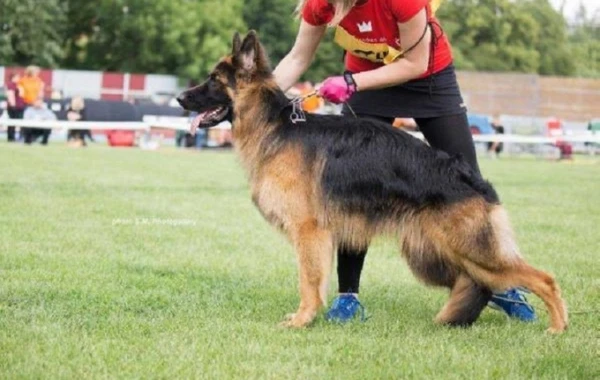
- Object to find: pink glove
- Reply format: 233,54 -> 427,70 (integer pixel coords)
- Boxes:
318,75 -> 356,104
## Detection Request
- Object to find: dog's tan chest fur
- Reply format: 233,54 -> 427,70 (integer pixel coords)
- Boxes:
250,146 -> 315,234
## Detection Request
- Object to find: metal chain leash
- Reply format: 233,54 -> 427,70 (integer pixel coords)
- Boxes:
288,90 -> 357,124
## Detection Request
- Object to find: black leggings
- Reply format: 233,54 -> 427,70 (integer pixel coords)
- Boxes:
7,108 -> 24,142
337,112 -> 479,293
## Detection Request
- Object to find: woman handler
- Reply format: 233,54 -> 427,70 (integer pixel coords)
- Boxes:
272,0 -> 536,323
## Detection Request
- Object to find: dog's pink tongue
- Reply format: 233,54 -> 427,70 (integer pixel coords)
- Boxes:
190,111 -> 209,135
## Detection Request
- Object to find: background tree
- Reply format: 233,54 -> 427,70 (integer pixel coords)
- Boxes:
62,0 -> 246,78
437,0 -> 579,75
1,0 -> 598,80
242,0 -> 297,66
0,0 -> 66,67
305,30 -> 345,82
568,5 -> 600,78
438,0 -> 541,72
517,0 -> 574,76
242,0 -> 343,84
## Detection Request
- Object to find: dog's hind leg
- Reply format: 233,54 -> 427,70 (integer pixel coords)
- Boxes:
464,260 -> 568,334
431,202 -> 567,333
400,223 -> 492,326
455,206 -> 567,333
281,219 -> 334,328
468,206 -> 567,333
510,263 -> 567,334
400,221 -> 459,289
434,273 -> 492,327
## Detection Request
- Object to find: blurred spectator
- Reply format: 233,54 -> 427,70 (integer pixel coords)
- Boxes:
18,66 -> 45,107
208,124 -> 232,148
195,128 -> 208,148
487,114 -> 505,158
175,110 -> 200,148
546,118 -> 572,160
66,97 -> 94,147
22,97 -> 56,145
6,73 -> 25,142
586,119 -> 600,153
176,130 -> 196,148
50,89 -> 64,100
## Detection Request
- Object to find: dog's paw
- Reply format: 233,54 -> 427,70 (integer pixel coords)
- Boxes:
278,312 -> 315,328
546,325 -> 567,335
279,320 -> 306,328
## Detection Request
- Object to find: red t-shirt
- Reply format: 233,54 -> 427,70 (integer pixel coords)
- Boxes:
302,0 -> 452,76
6,82 -> 26,109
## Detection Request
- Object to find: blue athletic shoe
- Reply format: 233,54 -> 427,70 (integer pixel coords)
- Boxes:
325,294 -> 366,323
489,288 -> 537,322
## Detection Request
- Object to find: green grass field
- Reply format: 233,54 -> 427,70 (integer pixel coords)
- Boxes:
1,143 -> 599,379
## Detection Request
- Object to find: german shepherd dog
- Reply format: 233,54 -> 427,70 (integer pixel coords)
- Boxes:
177,31 -> 568,333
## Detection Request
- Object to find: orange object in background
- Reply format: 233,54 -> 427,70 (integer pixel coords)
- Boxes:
302,92 -> 321,112
393,117 -> 417,131
107,130 -> 135,147
291,81 -> 322,113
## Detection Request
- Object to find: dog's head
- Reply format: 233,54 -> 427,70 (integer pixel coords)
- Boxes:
177,31 -> 271,132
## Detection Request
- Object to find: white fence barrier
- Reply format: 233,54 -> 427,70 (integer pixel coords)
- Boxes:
0,117 -> 231,131
1,118 -> 599,143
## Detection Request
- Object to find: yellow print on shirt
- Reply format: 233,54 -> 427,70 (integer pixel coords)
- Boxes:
333,0 -> 443,65
333,26 -> 404,64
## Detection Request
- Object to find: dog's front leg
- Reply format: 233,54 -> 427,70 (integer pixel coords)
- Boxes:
281,220 -> 334,328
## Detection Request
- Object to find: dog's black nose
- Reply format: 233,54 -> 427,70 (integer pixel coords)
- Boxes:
176,94 -> 186,107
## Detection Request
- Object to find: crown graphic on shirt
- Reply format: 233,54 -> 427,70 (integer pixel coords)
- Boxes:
357,21 -> 373,33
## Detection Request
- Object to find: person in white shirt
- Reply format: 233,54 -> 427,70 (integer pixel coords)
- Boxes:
23,97 -> 56,145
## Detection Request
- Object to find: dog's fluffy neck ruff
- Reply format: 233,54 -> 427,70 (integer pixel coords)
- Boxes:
231,76 -> 289,176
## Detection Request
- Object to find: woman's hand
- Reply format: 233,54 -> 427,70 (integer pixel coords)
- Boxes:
318,76 -> 356,104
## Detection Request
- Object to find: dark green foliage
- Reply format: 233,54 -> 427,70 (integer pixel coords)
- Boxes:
0,0 -> 67,67
568,5 -> 600,78
437,0 -> 598,77
241,0 -> 342,82
61,0 -> 246,78
0,0 -> 598,79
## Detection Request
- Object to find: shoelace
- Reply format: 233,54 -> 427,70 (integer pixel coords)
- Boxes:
340,296 -> 367,322
356,300 -> 367,322
491,288 -> 534,308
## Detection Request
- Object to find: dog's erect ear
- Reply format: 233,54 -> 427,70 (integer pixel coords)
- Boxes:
232,32 -> 242,55
239,31 -> 258,72
235,30 -> 269,73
